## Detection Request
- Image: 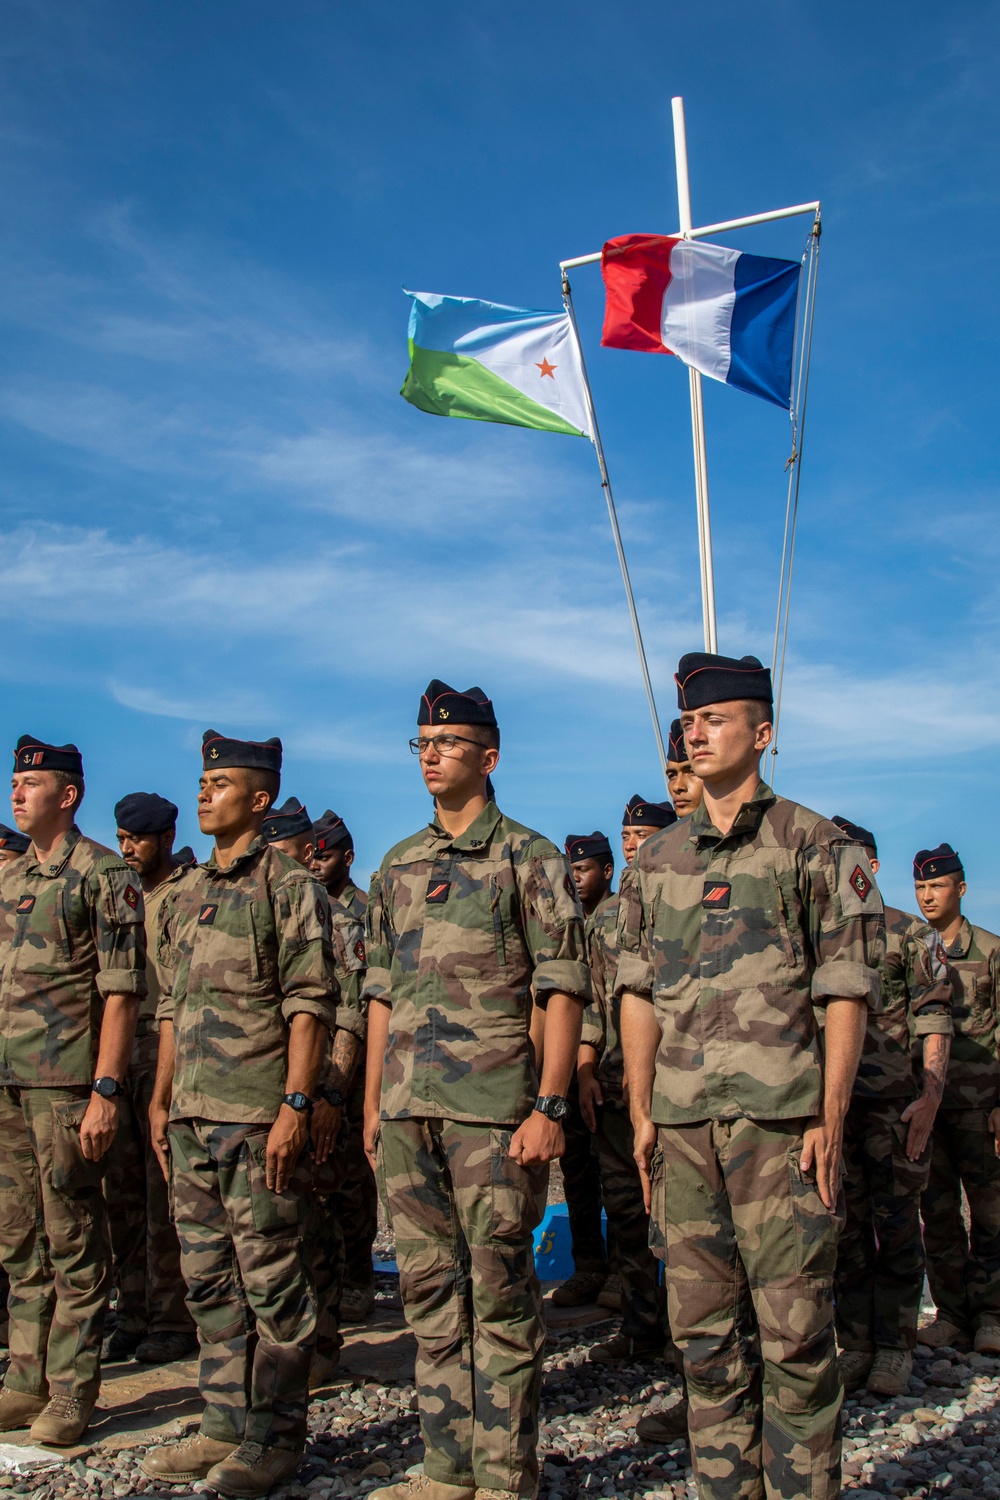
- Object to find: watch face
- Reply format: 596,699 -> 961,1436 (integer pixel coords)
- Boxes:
95,1078 -> 117,1098
551,1098 -> 570,1120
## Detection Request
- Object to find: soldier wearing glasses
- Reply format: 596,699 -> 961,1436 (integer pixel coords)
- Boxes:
363,680 -> 591,1500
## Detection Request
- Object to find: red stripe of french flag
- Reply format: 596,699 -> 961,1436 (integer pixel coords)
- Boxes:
600,234 -> 678,354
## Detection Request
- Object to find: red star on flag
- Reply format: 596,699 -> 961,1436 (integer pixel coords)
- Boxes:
536,357 -> 557,378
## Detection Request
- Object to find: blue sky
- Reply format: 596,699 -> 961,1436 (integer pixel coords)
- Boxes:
2,1 -> 998,923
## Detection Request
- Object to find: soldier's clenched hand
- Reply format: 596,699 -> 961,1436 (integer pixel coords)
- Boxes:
509,1111 -> 564,1166
80,1094 -> 119,1161
266,1104 -> 308,1193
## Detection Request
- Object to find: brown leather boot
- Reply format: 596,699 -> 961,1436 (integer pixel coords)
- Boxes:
29,1394 -> 95,1446
0,1387 -> 48,1431
141,1432 -> 239,1482
207,1442 -> 304,1498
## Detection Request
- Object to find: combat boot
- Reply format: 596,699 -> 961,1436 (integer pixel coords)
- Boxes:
141,1432 -> 238,1482
550,1270 -> 606,1308
973,1318 -> 1000,1354
838,1349 -> 874,1391
339,1283 -> 375,1322
369,1476 -> 476,1500
0,1387 -> 48,1431
29,1394 -> 95,1446
309,1351 -> 341,1391
596,1274 -> 622,1311
636,1400 -> 689,1442
588,1331 -> 665,1365
916,1315 -> 970,1350
134,1330 -> 199,1364
207,1441 -> 303,1497
866,1348 -> 913,1396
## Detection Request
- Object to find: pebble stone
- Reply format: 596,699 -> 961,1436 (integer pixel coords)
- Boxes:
3,1313 -> 999,1500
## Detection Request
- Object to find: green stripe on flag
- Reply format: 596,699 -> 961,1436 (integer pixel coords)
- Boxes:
401,343 -> 586,436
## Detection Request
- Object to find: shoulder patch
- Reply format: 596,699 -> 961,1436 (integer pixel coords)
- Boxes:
834,843 -> 881,916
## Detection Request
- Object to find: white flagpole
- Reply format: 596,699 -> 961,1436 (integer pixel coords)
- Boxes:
672,96 -> 718,653
562,273 -> 670,787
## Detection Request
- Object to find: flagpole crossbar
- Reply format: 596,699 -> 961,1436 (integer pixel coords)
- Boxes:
558,201 -> 822,270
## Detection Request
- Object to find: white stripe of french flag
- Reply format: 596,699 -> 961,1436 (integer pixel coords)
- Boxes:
600,233 -> 801,409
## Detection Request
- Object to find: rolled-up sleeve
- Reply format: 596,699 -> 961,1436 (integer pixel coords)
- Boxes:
275,875 -> 340,1031
909,928 -> 953,1036
613,867 -> 654,1001
808,840 -> 885,1008
517,848 -> 591,1005
91,860 -> 147,998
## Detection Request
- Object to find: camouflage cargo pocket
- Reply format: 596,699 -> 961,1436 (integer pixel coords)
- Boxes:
648,1143 -> 667,1264
490,1128 -> 548,1241
51,1098 -> 104,1194
244,1131 -> 301,1235
786,1149 -> 840,1279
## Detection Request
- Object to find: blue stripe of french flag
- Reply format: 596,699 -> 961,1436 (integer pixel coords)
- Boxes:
600,234 -> 802,408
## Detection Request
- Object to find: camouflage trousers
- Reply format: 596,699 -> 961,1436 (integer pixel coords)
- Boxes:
835,1097 -> 930,1352
654,1118 -> 844,1500
0,1087 -> 111,1400
305,1154 -> 344,1364
379,1118 -> 548,1497
103,1032 -> 193,1338
920,1107 -> 1000,1332
560,1077 -> 608,1276
330,1056 -> 378,1291
169,1119 -> 316,1449
596,1102 -> 664,1340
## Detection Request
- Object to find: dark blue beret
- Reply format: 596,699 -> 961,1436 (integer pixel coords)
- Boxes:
565,831 -> 614,865
668,719 -> 688,764
0,822 -> 30,854
623,795 -> 677,830
173,846 -> 197,868
114,792 -> 179,835
675,653 -> 773,711
914,843 -> 963,880
832,817 -> 877,858
313,809 -> 353,853
418,679 -> 497,729
13,735 -> 83,776
263,797 -> 312,843
202,730 -> 282,773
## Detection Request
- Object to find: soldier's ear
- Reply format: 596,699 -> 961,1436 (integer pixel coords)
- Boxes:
481,745 -> 500,774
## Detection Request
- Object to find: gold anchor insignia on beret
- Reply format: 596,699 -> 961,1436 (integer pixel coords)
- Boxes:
22,753 -> 30,765
438,709 -> 450,720
210,748 -> 219,759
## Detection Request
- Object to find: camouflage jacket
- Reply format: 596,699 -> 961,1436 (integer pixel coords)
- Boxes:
364,802 -> 591,1125
339,880 -> 367,924
157,837 -> 340,1123
851,905 -> 951,1101
0,826 -> 147,1087
615,784 -> 885,1126
581,867 -> 637,1100
328,891 -> 367,1040
927,917 -> 1000,1111
137,863 -> 195,1040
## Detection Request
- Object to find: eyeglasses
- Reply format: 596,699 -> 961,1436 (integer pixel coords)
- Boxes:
409,734 -> 483,757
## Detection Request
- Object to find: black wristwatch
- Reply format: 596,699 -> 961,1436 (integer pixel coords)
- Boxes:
534,1094 -> 571,1121
321,1085 -> 346,1108
93,1076 -> 124,1099
282,1092 -> 313,1114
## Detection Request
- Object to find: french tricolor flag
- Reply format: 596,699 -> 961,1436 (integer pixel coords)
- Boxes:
600,234 -> 801,408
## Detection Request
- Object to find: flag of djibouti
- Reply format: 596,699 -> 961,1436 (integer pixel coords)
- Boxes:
401,290 -> 593,438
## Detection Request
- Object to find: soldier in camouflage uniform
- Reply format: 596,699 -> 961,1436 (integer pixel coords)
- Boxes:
665,719 -> 704,819
829,819 -> 952,1396
363,680 -> 590,1500
912,843 -> 1000,1354
103,792 -> 198,1365
550,832 -> 614,1312
141,732 -> 340,1499
261,800 -> 367,1388
0,737 -> 147,1445
618,655 -> 886,1500
311,810 -> 377,1326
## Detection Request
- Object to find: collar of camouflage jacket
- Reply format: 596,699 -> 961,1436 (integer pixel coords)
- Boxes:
946,916 -> 974,961
688,780 -> 776,846
204,833 -> 268,876
427,799 -> 504,852
24,823 -> 82,878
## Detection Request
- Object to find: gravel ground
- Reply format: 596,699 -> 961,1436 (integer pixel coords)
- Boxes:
3,1308 -> 999,1500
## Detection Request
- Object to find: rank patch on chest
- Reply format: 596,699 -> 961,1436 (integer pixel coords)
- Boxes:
702,881 -> 732,911
123,884 -> 139,910
198,903 -> 219,925
16,894 -> 35,915
426,880 -> 451,905
849,865 -> 872,901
